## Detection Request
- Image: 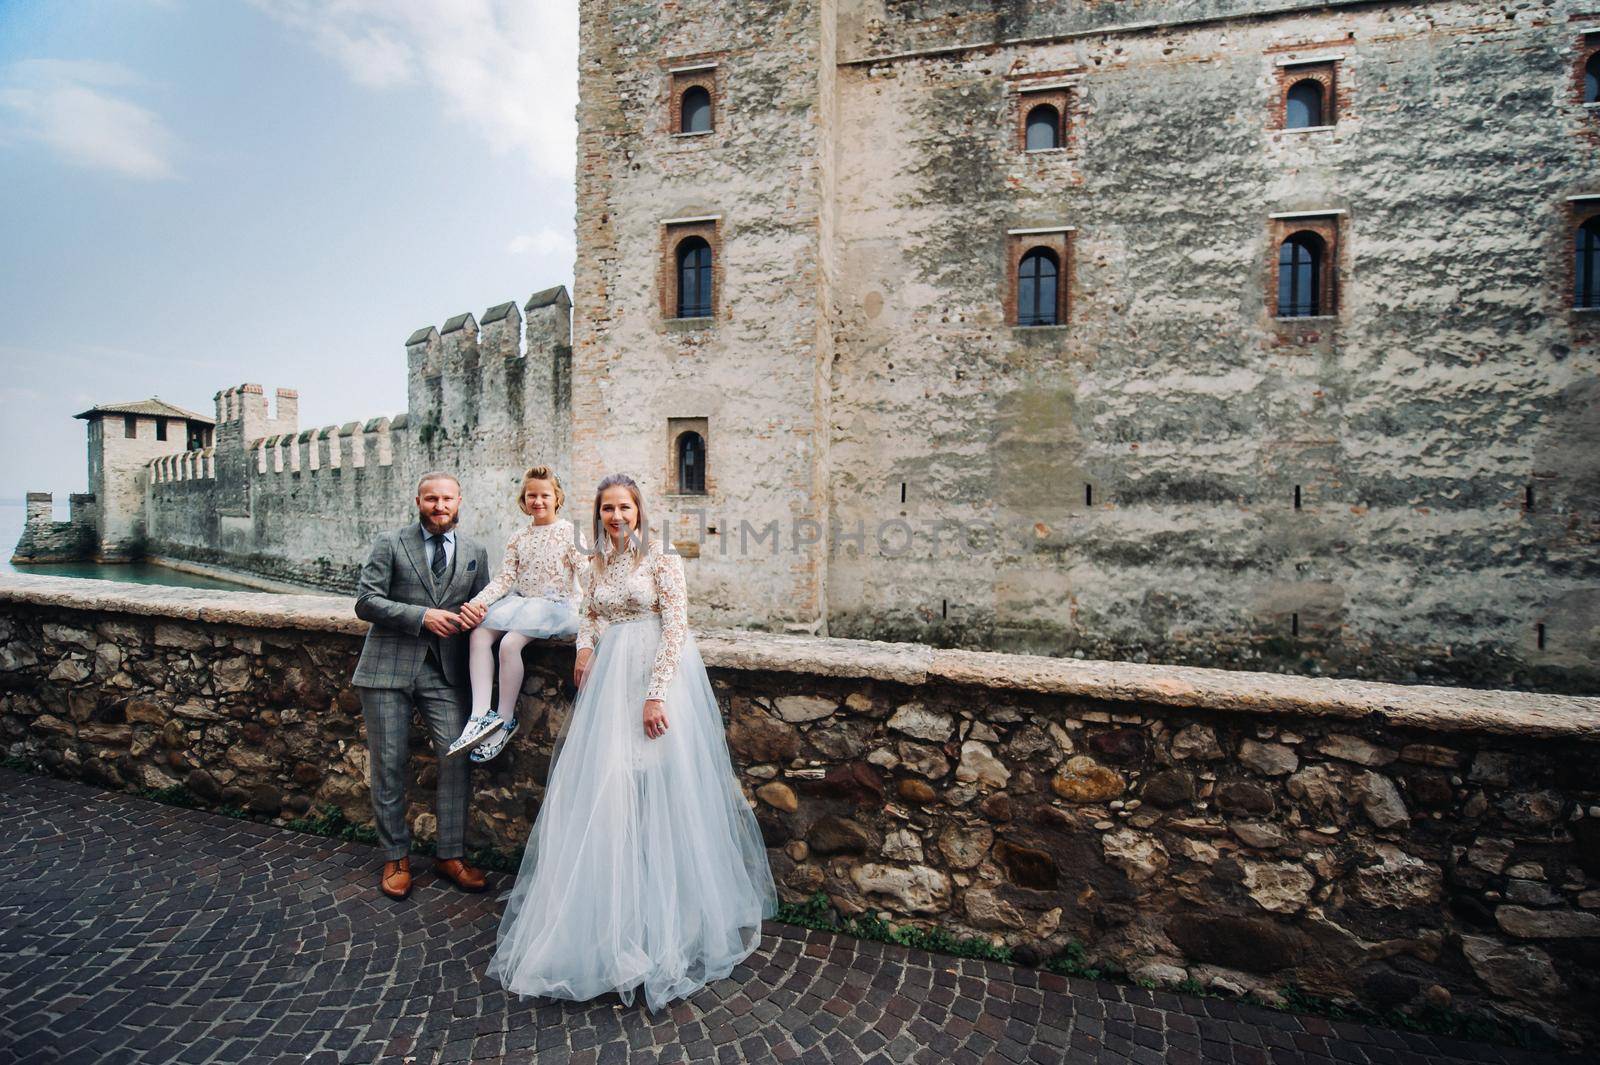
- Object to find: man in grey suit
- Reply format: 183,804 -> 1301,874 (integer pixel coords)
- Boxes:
353,471 -> 492,900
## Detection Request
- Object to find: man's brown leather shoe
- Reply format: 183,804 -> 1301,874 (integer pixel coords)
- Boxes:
380,857 -> 412,900
435,857 -> 488,892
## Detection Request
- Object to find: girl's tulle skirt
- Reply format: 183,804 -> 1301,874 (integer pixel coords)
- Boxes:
486,615 -> 777,1012
481,594 -> 579,639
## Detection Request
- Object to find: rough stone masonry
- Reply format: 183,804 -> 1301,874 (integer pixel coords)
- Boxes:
573,0 -> 1600,690
2,574 -> 1598,1045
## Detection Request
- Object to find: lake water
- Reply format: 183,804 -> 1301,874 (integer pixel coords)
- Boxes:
0,499 -> 271,592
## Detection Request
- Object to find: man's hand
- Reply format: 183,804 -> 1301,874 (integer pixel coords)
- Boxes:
458,602 -> 486,627
574,648 -> 593,689
423,608 -> 465,637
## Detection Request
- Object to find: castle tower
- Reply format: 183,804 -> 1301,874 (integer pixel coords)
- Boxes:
574,0 -> 835,631
75,398 -> 214,560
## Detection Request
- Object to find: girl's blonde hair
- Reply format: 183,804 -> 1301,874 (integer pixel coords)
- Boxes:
590,473 -> 649,578
516,465 -> 564,515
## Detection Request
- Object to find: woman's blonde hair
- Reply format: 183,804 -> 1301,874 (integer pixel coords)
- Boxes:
516,465 -> 564,515
590,473 -> 649,577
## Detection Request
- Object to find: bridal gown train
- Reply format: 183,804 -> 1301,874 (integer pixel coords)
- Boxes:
486,538 -> 777,1012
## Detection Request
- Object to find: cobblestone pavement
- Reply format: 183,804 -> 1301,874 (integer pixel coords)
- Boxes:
0,771 -> 1587,1065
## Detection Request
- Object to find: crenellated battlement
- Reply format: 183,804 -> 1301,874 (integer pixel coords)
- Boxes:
113,285 -> 573,592
148,447 -> 215,483
19,285 -> 570,588
250,415 -> 400,476
406,288 -> 572,450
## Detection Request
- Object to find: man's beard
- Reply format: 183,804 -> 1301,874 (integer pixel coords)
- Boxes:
420,512 -> 459,533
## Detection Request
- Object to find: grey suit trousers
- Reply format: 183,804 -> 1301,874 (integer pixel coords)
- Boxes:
359,652 -> 469,861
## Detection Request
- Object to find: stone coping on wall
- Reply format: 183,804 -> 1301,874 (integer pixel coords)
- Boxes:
3,572 -> 1597,741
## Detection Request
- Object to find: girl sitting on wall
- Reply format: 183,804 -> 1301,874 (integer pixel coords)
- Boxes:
448,465 -> 586,763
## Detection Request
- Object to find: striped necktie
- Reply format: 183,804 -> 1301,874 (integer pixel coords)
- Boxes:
429,534 -> 448,581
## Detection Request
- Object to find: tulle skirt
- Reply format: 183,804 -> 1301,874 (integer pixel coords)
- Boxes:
486,615 -> 778,1012
481,594 -> 579,639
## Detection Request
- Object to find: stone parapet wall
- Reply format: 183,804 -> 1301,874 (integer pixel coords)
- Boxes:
1,574 -> 1597,1043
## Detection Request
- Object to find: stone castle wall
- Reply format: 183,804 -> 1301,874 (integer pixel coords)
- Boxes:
823,0 -> 1600,687
139,291 -> 574,593
577,0 -> 1600,691
11,492 -> 97,563
573,0 -> 837,632
2,573 -> 1597,1044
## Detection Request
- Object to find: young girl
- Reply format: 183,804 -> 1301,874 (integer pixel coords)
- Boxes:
448,465 -> 587,763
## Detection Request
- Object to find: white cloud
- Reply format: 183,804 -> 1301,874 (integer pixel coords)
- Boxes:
0,59 -> 179,180
250,0 -> 578,181
507,226 -> 574,257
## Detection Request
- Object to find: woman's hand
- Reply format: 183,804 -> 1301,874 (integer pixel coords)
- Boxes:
574,648 -> 593,688
643,699 -> 668,740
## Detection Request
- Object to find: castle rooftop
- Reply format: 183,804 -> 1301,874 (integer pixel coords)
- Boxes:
73,398 -> 214,424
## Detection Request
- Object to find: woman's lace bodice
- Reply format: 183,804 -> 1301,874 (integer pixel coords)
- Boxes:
576,538 -> 689,702
469,518 -> 585,609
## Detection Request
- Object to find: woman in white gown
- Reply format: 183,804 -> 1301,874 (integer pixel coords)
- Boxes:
487,473 -> 777,1012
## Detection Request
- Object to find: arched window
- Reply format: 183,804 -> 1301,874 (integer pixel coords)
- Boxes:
1278,232 -> 1325,317
1286,79 -> 1324,128
677,431 -> 706,493
1025,104 -> 1060,150
1586,53 -> 1599,105
1577,218 -> 1600,310
1017,247 -> 1060,326
682,86 -> 712,133
676,237 -> 713,318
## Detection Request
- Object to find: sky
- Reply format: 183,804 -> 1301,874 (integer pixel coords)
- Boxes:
0,0 -> 578,507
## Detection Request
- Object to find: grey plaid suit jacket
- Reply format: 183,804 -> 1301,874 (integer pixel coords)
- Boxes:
352,523 -> 490,689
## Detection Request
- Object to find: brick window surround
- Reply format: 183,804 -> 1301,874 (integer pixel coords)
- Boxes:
1005,228 -> 1073,327
669,65 -> 718,136
1269,212 -> 1342,319
1578,33 -> 1600,105
660,217 -> 723,321
1273,58 -> 1339,130
1016,87 -> 1070,151
666,417 -> 710,495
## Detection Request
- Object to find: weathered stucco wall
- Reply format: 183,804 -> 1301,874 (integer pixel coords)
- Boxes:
821,0 -> 1600,687
573,0 -> 834,632
567,0 -> 1600,691
3,574 -> 1597,1044
140,293 -> 574,594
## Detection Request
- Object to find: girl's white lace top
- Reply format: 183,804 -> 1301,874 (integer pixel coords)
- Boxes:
468,518 -> 585,609
576,538 -> 689,702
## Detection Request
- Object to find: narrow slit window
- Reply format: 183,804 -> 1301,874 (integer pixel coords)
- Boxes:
1291,612 -> 1300,636
676,431 -> 706,493
1577,217 -> 1600,309
676,237 -> 713,318
1017,247 -> 1060,326
1277,232 -> 1325,317
1536,622 -> 1547,650
1586,52 -> 1599,104
1294,485 -> 1302,509
155,417 -> 168,441
1085,483 -> 1093,506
